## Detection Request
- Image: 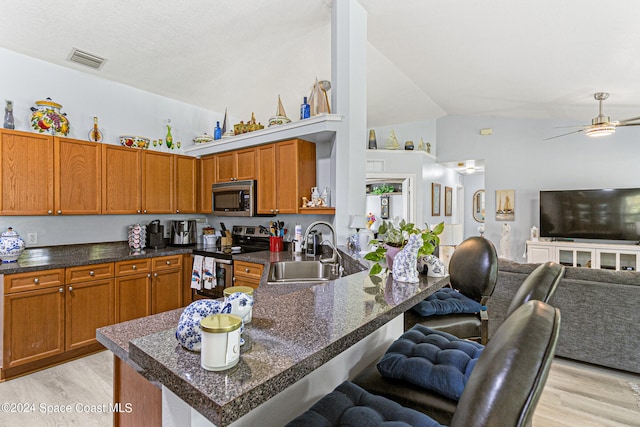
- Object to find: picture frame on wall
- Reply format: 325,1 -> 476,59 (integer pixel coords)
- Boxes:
445,186 -> 452,216
432,183 -> 441,216
496,189 -> 515,221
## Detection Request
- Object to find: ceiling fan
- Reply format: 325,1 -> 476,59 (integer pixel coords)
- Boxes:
546,92 -> 640,140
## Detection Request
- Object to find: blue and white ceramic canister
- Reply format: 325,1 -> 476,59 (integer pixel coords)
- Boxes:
0,227 -> 26,263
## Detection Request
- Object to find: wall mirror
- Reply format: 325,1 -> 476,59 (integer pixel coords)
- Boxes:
473,189 -> 485,223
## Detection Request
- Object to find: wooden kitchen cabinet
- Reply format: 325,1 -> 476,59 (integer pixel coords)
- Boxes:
54,137 -> 102,215
102,144 -> 142,214
65,263 -> 115,351
256,139 -> 316,214
198,154 -> 216,213
2,268 -> 66,370
233,260 -> 264,289
142,150 -> 174,214
175,154 -> 198,213
0,129 -> 54,215
215,147 -> 256,182
115,256 -> 182,323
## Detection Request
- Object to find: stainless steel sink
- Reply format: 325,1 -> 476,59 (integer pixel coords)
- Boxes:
267,261 -> 341,283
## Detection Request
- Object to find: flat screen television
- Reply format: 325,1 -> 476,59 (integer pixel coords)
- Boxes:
540,188 -> 640,241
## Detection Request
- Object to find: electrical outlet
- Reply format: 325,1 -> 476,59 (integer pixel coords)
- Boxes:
27,233 -> 37,244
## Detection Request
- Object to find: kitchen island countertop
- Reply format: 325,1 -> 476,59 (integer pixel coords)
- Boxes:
98,266 -> 448,426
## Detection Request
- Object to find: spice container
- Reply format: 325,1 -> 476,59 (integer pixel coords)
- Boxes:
200,314 -> 242,371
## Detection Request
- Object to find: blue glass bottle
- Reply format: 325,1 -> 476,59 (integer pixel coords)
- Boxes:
300,97 -> 310,120
214,121 -> 222,140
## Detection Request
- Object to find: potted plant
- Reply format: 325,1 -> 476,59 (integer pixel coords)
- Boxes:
364,219 -> 444,275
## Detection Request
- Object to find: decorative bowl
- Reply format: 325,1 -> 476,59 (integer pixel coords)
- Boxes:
193,133 -> 214,144
119,135 -> 150,149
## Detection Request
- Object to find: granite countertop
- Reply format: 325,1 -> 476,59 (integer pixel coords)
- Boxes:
97,269 -> 449,426
0,241 -> 198,274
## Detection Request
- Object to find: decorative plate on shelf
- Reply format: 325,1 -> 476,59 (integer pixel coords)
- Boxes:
193,133 -> 214,144
119,135 -> 150,149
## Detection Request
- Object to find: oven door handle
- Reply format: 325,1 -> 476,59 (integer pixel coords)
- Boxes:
190,254 -> 233,265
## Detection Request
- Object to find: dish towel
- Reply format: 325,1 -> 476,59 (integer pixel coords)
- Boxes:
203,257 -> 216,290
191,255 -> 203,290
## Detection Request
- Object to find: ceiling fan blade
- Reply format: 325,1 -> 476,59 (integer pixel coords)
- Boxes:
544,129 -> 584,140
618,116 -> 640,125
552,124 -> 590,129
617,122 -> 640,127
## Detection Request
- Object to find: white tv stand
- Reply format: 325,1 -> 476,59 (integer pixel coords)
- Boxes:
526,240 -> 640,271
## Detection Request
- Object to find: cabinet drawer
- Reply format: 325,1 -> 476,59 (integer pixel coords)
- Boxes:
4,269 -> 64,294
65,263 -> 114,284
233,277 -> 260,290
234,261 -> 264,280
152,255 -> 183,271
115,259 -> 152,276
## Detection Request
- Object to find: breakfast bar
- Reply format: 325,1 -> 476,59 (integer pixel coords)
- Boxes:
98,269 -> 448,426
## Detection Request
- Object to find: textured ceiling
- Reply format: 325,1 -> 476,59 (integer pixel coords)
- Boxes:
2,0 -> 640,128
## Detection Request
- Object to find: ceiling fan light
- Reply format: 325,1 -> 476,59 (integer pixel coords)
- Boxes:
585,125 -> 616,137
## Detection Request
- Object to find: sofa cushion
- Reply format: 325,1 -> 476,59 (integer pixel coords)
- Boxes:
411,287 -> 482,317
377,325 -> 484,401
285,381 -> 443,427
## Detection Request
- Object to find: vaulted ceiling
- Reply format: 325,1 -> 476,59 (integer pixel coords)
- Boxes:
2,0 -> 640,129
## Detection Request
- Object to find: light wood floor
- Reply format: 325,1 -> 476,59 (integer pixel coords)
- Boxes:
0,352 -> 638,426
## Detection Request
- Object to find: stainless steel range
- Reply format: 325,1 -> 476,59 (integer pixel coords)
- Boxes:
192,225 -> 270,299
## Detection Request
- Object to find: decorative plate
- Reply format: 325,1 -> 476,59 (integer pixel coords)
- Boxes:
119,135 -> 150,149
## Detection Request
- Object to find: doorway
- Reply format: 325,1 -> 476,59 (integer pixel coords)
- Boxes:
365,173 -> 416,226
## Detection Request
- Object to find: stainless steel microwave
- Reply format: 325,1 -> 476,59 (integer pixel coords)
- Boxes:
212,180 -> 256,217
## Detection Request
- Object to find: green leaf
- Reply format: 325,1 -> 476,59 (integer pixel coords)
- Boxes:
369,263 -> 383,276
432,222 -> 445,235
364,251 -> 383,262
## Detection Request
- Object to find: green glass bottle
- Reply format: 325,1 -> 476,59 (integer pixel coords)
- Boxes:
166,124 -> 173,149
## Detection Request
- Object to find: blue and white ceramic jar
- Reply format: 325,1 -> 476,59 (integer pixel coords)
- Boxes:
0,227 -> 25,263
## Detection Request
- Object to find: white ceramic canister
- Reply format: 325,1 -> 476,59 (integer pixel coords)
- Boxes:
0,227 -> 26,263
200,314 -> 242,371
223,286 -> 255,323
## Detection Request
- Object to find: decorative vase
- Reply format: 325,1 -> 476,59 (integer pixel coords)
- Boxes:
30,98 -> 70,136
166,122 -> 173,149
384,244 -> 403,271
0,227 -> 26,263
358,228 -> 375,253
4,100 -> 15,129
368,130 -> 377,149
404,140 -> 414,150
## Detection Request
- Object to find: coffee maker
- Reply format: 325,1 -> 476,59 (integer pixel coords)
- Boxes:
146,219 -> 166,249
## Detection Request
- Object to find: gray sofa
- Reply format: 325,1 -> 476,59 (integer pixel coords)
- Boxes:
488,258 -> 640,374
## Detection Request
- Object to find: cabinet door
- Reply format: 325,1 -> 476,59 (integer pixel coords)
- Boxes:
199,155 -> 216,213
175,155 -> 197,213
3,286 -> 65,368
65,279 -> 114,351
256,144 -> 277,214
54,137 -> 101,215
102,145 -> 141,214
151,269 -> 182,314
215,152 -> 237,182
277,140 -> 316,214
236,147 -> 256,180
142,151 -> 174,214
115,274 -> 151,322
0,129 -> 54,215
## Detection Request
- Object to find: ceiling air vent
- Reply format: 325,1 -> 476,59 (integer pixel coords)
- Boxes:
67,48 -> 106,70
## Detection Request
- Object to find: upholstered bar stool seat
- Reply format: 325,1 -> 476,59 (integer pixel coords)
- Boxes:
286,301 -> 561,427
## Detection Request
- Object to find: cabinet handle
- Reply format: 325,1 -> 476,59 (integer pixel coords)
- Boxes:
232,277 -> 236,282
275,209 -> 279,214
33,278 -> 40,284
132,265 -> 137,270
68,286 -> 73,292
47,210 -> 53,215
137,210 -> 141,214
270,209 -> 274,213
154,273 -> 158,277
245,268 -> 250,273
176,209 -> 180,213
57,210 -> 62,215
166,260 -> 171,265
89,270 -> 95,276
59,287 -> 64,293
147,273 -> 151,277
143,209 -> 147,214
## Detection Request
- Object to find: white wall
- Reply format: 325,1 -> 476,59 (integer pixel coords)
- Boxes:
0,47 -> 221,246
436,114 -> 640,260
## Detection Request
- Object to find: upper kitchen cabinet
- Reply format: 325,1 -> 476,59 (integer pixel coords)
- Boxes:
198,154 -> 215,213
174,154 -> 198,214
54,137 -> 102,215
102,144 -> 142,214
215,147 -> 256,183
141,151 -> 174,214
0,129 -> 54,215
257,139 -> 316,215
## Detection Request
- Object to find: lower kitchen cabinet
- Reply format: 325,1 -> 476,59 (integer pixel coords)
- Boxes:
115,255 -> 182,323
3,285 -> 66,369
66,278 -> 115,351
233,260 -> 264,289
